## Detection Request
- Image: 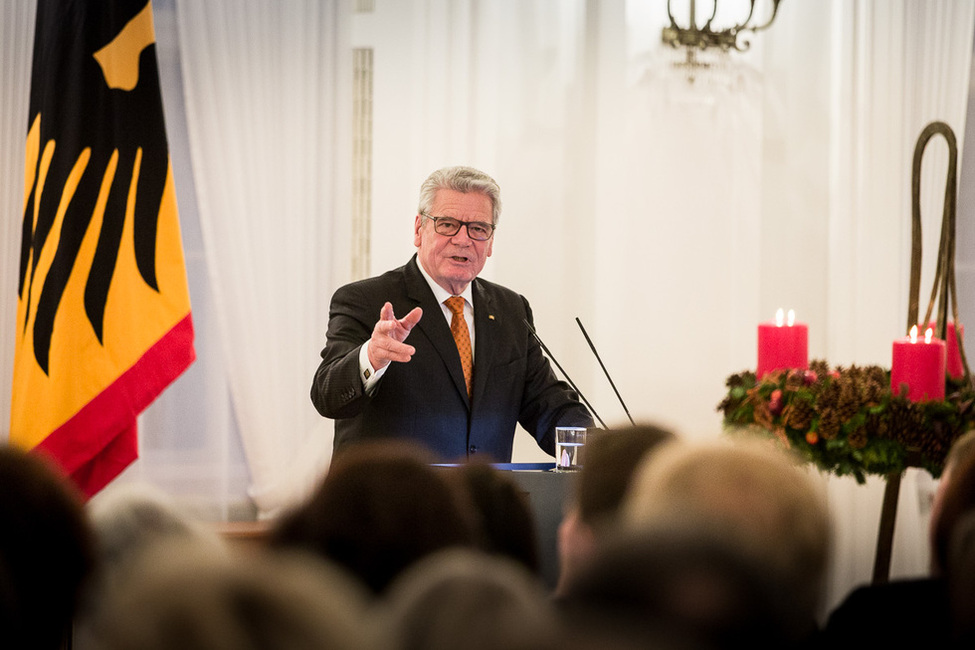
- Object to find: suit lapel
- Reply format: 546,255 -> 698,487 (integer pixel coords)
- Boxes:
404,256 -> 470,405
471,279 -> 496,407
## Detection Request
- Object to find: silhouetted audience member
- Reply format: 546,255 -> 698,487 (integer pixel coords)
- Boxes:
929,429 -> 975,558
819,432 -> 975,648
560,522 -> 798,650
91,538 -> 376,650
74,483 -> 228,649
455,461 -> 541,575
554,423 -> 677,596
932,432 -> 975,574
622,437 -> 831,646
818,433 -> 975,648
0,445 -> 95,650
948,511 -> 975,646
269,440 -> 480,593
381,547 -> 561,650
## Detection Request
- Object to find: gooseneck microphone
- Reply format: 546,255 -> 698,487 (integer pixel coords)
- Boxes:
523,319 -> 606,429
575,317 -> 635,426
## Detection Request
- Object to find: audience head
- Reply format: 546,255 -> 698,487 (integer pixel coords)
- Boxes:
74,482 -> 228,648
555,423 -> 676,596
456,461 -> 540,574
382,548 -> 560,650
269,440 -> 479,593
560,522 -> 797,650
932,451 -> 975,575
0,445 -> 95,650
948,510 -> 975,645
930,428 -> 975,557
575,423 -> 677,530
87,481 -> 225,568
92,539 -> 375,650
622,436 -> 831,640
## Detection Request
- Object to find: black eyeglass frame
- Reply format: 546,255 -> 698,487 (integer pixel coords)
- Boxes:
420,212 -> 497,241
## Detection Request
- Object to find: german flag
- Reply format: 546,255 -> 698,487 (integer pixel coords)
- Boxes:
11,0 -> 195,497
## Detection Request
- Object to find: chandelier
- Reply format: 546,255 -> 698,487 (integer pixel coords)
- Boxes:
662,0 -> 782,54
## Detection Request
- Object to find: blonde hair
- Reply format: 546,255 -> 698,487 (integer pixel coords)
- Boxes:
623,437 -> 830,618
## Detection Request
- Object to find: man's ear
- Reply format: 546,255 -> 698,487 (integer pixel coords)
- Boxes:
413,213 -> 423,246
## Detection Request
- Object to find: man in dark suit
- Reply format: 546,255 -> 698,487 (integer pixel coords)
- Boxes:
311,166 -> 592,462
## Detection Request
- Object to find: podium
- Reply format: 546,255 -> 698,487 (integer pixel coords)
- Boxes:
436,462 -> 575,589
496,463 -> 575,589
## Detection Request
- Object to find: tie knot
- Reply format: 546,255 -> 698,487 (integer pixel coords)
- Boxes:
444,296 -> 465,316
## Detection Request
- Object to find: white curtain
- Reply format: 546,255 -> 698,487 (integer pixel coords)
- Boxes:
355,0 -> 975,616
0,0 -> 35,446
818,0 -> 975,614
2,0 -> 974,617
172,0 -> 352,518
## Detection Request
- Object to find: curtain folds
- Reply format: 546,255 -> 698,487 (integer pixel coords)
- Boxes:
0,0 -> 36,447
174,0 -> 350,518
1,0 -> 974,614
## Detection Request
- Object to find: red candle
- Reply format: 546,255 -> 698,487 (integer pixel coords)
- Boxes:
757,309 -> 809,378
891,326 -> 946,402
927,321 -> 965,379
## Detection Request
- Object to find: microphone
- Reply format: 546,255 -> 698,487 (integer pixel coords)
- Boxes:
523,319 -> 606,429
575,317 -> 635,426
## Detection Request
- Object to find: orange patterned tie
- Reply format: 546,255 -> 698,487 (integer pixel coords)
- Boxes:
444,296 -> 472,396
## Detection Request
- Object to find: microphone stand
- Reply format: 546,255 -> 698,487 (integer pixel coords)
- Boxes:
576,317 -> 635,426
523,319 -> 606,429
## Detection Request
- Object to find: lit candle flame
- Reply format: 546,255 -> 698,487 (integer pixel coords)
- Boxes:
925,327 -> 933,344
909,324 -> 918,344
787,309 -> 796,327
775,308 -> 784,327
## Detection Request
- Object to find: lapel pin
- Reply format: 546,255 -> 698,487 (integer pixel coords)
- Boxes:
488,314 -> 495,320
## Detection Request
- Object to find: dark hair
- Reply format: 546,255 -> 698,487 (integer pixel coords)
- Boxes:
560,524 -> 799,649
0,446 -> 95,649
934,452 -> 975,575
270,441 -> 479,593
576,424 -> 676,529
456,462 -> 540,574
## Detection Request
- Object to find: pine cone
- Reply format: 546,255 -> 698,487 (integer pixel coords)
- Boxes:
752,399 -> 774,431
847,426 -> 868,449
746,386 -> 774,430
785,370 -> 805,392
864,365 -> 888,387
862,377 -> 885,405
783,398 -> 815,431
912,417 -> 953,465
836,379 -> 862,422
817,382 -> 840,415
818,408 -> 841,440
726,371 -> 755,389
809,359 -> 830,379
865,411 -> 889,439
887,398 -> 924,446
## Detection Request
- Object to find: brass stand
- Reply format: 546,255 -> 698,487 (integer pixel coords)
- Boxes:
871,120 -> 972,583
872,472 -> 901,584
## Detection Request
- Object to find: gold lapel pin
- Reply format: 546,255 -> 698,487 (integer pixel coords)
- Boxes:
488,314 -> 495,320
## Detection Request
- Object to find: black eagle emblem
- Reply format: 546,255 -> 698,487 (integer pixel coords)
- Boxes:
20,0 -> 169,375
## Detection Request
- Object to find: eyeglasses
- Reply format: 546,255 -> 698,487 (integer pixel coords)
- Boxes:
421,213 -> 496,241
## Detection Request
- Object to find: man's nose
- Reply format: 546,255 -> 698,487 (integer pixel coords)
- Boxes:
450,226 -> 473,243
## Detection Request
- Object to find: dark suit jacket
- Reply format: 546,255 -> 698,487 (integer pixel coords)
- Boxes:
311,255 -> 593,462
815,577 -> 951,648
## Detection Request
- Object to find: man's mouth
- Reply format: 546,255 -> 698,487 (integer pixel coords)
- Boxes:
449,255 -> 469,263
